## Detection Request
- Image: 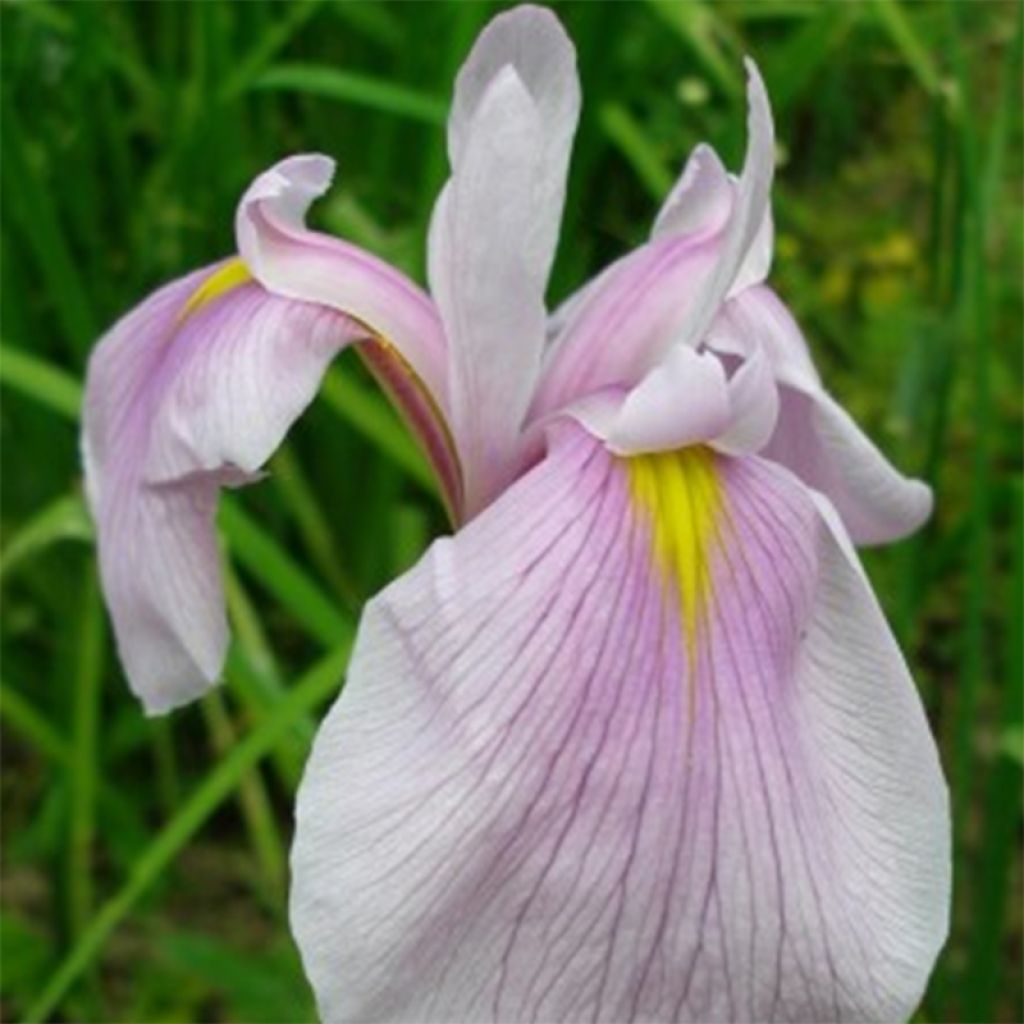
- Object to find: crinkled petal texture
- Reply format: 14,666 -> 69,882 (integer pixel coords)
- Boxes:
291,424 -> 949,1023
83,265 -> 364,713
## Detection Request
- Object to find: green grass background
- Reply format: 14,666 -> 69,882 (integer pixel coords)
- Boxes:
1,1 -> 1021,1021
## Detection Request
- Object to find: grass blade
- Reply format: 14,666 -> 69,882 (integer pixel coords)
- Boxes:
0,494 -> 93,582
251,64 -> 447,126
219,499 -> 350,648
23,641 -> 351,1024
0,345 -> 83,421
320,368 -> 435,491
0,683 -> 69,765
599,103 -> 673,202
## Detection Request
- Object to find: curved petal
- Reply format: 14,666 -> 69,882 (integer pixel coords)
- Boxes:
533,63 -> 775,420
290,424 -> 948,1023
236,155 -> 449,406
83,265 -> 363,713
713,344 -> 780,456
710,287 -> 932,544
604,346 -> 731,455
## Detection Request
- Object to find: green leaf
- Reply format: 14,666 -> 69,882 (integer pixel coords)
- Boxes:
0,494 -> 93,581
219,499 -> 350,649
320,367 -> 435,491
599,103 -> 673,202
0,345 -> 83,422
24,642 -> 351,1024
251,63 -> 448,126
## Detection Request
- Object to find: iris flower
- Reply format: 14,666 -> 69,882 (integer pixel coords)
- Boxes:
83,6 -> 949,1022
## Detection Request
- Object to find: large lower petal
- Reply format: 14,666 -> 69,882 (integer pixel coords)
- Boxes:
291,424 -> 949,1023
83,265 -> 364,713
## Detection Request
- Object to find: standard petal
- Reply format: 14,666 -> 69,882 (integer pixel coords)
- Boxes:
429,68 -> 549,517
290,424 -> 948,1023
83,266 -> 363,713
235,154 -> 449,406
710,286 -> 932,543
532,63 -> 776,420
447,2 -> 579,271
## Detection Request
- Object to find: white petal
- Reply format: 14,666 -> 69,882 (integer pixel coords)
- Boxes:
713,344 -> 780,455
429,67 -> 549,517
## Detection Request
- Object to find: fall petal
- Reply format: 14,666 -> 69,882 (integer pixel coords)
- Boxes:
83,267 -> 362,713
710,287 -> 931,543
236,154 -> 449,405
290,424 -> 948,1023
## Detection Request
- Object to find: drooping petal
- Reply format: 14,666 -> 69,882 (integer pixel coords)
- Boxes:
83,265 -> 364,713
709,286 -> 932,543
290,423 -> 949,1023
236,154 -> 449,406
532,63 -> 775,420
764,387 -> 934,545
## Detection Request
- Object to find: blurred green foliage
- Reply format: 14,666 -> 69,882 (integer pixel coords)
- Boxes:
1,1 -> 1020,1021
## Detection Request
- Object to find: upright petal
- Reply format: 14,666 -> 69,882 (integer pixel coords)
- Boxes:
429,69 -> 549,517
709,286 -> 932,543
291,424 -> 949,1023
448,3 -> 579,271
429,5 -> 579,517
83,264 -> 363,713
533,63 -> 775,419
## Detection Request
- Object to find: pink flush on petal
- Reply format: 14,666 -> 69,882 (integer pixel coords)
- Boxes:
82,4 -> 950,1023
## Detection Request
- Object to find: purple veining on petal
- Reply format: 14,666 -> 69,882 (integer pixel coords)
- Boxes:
291,423 -> 948,1023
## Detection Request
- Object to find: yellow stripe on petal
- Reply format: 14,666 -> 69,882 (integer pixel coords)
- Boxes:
627,446 -> 723,651
179,258 -> 253,321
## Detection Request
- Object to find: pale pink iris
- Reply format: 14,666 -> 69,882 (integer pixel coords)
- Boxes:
83,6 -> 949,1022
